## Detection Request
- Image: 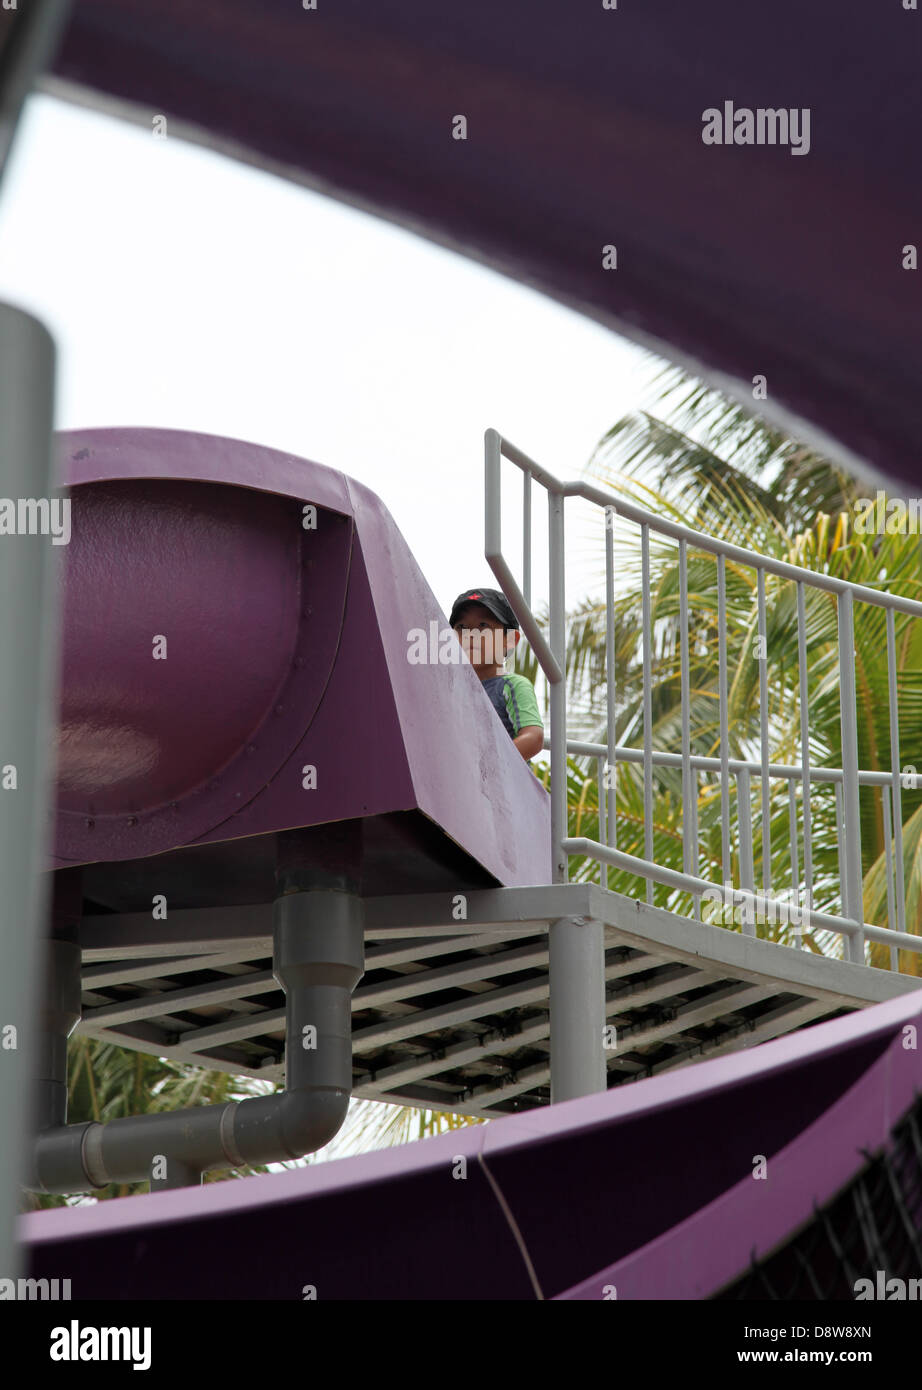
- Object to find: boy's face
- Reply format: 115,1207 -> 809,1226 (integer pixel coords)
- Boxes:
452,602 -> 518,672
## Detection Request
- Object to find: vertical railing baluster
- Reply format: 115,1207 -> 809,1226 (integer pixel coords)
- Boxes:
489,432 -> 922,976
717,554 -> 731,893
549,488 -> 568,884
596,755 -> 606,885
690,763 -> 700,919
522,469 -> 532,611
834,779 -> 845,921
605,506 -> 617,863
838,590 -> 865,964
883,783 -> 898,971
757,568 -> 772,897
797,582 -> 813,947
788,779 -> 800,945
886,608 -> 906,937
737,767 -> 755,936
691,761 -> 700,869
641,523 -> 654,904
679,539 -> 695,918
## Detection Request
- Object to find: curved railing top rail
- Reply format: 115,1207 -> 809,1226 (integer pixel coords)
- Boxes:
487,428 -> 922,620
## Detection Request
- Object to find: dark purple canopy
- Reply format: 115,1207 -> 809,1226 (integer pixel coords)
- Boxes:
47,0 -> 922,487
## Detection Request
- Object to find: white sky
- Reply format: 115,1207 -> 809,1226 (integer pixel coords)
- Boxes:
0,95 -> 672,1176
0,93 -> 663,624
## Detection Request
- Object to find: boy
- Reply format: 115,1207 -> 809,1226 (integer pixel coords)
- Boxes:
449,588 -> 544,762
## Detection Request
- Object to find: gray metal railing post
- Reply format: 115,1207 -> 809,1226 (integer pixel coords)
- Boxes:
522,469 -> 532,611
678,540 -> 694,885
486,431 -> 607,1099
486,430 -> 922,978
838,591 -> 866,964
484,430 -> 562,683
796,582 -> 813,943
757,568 -> 772,894
886,608 -> 907,935
717,554 -> 731,886
0,304 -> 60,1284
549,914 -> 607,1101
737,767 -> 755,936
546,489 -> 606,1098
605,506 -> 617,860
549,488 -> 568,885
834,779 -> 845,919
788,780 -> 800,939
641,524 -> 654,904
883,784 -> 898,970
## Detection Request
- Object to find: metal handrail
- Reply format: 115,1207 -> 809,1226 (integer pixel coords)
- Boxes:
485,427 -> 922,972
553,736 -> 922,790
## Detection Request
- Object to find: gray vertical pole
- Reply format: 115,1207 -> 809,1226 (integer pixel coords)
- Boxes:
549,915 -> 607,1101
0,303 -> 59,1282
737,767 -> 755,936
604,507 -> 616,861
716,555 -> 731,887
882,785 -> 898,971
522,470 -> 532,611
547,488 -> 605,1100
757,568 -> 772,896
838,591 -> 866,964
640,525 -> 654,904
796,583 -> 813,940
885,608 -> 906,936
548,488 -> 567,887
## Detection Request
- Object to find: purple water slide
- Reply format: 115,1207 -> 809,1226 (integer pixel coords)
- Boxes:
50,427 -> 550,895
47,0 -> 922,490
21,989 -> 922,1299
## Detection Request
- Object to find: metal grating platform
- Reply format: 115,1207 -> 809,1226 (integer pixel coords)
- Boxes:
75,885 -> 922,1120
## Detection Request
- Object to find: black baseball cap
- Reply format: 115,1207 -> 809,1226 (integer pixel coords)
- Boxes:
449,587 -> 519,630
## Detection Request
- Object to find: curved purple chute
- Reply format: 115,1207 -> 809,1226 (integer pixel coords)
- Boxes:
49,427 -> 550,891
21,991 -> 922,1299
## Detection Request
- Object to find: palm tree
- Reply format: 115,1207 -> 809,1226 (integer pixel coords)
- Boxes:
519,363 -> 922,972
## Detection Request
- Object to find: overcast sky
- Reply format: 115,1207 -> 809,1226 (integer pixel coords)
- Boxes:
0,94 -> 676,1170
0,93 -> 663,625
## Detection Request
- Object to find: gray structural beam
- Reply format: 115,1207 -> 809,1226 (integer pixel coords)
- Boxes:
76,884 -> 922,1024
0,302 -> 59,1284
43,882 -> 922,1146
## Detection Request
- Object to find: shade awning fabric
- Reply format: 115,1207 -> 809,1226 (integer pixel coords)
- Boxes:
42,0 -> 922,489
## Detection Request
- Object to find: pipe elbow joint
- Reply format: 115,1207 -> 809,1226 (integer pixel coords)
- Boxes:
277,1087 -> 350,1158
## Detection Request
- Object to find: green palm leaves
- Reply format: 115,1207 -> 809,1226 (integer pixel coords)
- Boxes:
523,367 -> 922,970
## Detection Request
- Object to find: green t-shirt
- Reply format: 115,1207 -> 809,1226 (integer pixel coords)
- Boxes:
481,673 -> 543,741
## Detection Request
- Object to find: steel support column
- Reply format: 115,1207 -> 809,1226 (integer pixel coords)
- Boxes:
548,915 -> 607,1102
0,302 -> 59,1283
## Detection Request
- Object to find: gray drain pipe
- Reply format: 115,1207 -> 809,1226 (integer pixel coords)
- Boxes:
27,889 -> 364,1193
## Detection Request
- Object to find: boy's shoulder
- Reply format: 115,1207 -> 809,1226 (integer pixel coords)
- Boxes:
504,671 -> 537,693
503,671 -> 543,726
